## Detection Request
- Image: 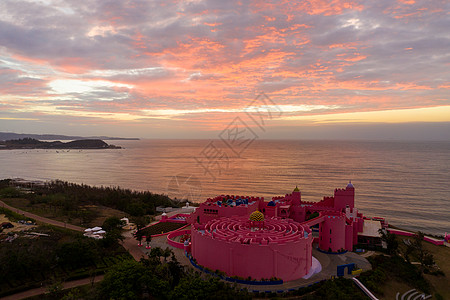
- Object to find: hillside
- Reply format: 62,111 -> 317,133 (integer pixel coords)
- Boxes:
0,132 -> 139,141
0,138 -> 121,149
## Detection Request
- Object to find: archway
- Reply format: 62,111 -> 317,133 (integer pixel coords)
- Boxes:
337,263 -> 355,276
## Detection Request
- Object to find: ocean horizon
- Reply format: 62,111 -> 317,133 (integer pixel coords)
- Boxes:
1,139 -> 448,236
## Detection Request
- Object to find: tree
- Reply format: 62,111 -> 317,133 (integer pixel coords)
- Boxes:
145,235 -> 151,249
46,280 -> 63,299
402,240 -> 415,263
61,288 -> 82,300
132,216 -> 148,231
378,228 -> 398,255
102,216 -> 125,232
422,252 -> 435,268
100,259 -> 169,299
150,247 -> 163,260
127,203 -> 145,216
162,247 -> 172,262
135,231 -> 143,247
101,217 -> 125,247
57,238 -> 98,269
0,187 -> 23,198
102,229 -> 124,247
170,270 -> 250,300
100,259 -> 144,299
306,211 -> 319,221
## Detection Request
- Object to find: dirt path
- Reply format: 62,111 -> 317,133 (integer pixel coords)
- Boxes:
0,199 -> 151,261
0,275 -> 105,300
0,200 -> 146,299
0,200 -> 85,232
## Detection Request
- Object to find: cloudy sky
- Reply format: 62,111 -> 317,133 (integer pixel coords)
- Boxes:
0,0 -> 449,139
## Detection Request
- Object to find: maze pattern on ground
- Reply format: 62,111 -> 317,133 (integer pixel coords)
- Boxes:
201,216 -> 309,244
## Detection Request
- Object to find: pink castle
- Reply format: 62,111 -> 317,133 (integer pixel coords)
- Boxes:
186,182 -> 365,282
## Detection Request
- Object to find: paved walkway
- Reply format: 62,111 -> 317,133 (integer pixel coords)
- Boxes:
121,230 -> 149,260
0,203 -> 372,295
148,234 -> 373,294
119,209 -> 188,261
361,250 -> 375,258
235,249 -> 372,292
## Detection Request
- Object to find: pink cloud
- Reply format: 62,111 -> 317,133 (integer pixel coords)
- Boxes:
0,0 -> 448,133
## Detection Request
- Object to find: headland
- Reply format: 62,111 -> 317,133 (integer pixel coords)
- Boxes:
0,138 -> 121,150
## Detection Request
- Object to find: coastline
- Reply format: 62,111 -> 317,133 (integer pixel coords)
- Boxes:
0,138 -> 121,150
1,184 -> 449,299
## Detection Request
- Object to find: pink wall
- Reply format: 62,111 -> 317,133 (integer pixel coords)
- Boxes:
167,229 -> 191,249
289,205 -> 306,223
319,213 -> 346,252
333,186 -> 355,211
186,183 -> 365,282
188,198 -> 260,225
141,223 -> 190,238
345,223 -> 354,250
387,229 -> 445,246
191,218 -> 313,281
160,213 -> 189,223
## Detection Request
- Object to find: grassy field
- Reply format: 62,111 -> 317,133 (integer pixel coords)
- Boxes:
378,237 -> 450,299
139,222 -> 186,236
421,239 -> 450,299
2,197 -> 126,228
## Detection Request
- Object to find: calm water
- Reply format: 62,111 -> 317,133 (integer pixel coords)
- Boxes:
0,139 -> 448,235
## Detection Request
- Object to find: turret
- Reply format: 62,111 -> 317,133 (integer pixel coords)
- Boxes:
334,181 -> 355,211
292,185 -> 301,205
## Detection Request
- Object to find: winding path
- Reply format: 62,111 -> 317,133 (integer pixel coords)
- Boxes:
0,275 -> 105,300
0,200 -> 145,299
0,200 -> 84,232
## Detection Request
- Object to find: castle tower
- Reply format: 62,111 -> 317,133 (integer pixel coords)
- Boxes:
292,185 -> 301,205
319,214 -> 346,252
333,181 -> 355,211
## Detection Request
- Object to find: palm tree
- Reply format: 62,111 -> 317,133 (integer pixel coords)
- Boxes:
145,235 -> 151,249
150,247 -> 163,261
162,247 -> 172,262
136,231 -> 143,247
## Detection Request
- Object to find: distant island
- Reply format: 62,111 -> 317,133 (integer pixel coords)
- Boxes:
0,132 -> 139,141
0,138 -> 121,149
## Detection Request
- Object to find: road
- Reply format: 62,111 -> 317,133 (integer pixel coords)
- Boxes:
0,275 -> 105,300
0,200 -> 144,299
0,200 -> 85,232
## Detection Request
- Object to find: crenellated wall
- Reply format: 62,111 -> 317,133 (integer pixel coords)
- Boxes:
188,197 -> 260,224
191,216 -> 313,281
186,183 -> 366,281
333,186 -> 355,211
318,212 -> 347,252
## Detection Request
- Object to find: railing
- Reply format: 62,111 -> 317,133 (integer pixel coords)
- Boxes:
387,229 -> 444,246
166,229 -> 191,249
352,277 -> 379,300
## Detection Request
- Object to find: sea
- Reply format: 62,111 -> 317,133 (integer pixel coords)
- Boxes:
0,139 -> 448,236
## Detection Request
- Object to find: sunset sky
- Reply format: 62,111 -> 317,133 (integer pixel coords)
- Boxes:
0,0 -> 449,140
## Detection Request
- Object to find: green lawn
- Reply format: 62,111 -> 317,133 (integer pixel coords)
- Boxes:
375,236 -> 450,299
421,240 -> 450,299
139,222 -> 186,236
